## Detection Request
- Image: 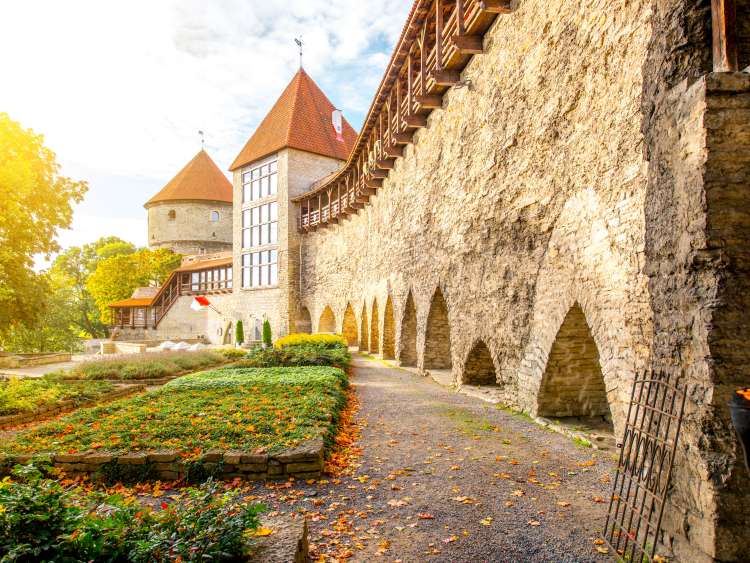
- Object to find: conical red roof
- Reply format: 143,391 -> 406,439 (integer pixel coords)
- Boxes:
229,68 -> 358,171
145,150 -> 232,207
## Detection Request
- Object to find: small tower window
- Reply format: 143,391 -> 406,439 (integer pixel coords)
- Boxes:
210,210 -> 220,222
168,209 -> 176,221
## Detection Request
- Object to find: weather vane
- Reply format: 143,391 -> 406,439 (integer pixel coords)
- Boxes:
198,130 -> 205,148
294,37 -> 303,68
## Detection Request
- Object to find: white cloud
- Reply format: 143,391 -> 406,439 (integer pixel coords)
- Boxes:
1,0 -> 410,254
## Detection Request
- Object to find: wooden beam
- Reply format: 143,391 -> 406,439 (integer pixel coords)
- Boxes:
479,0 -> 512,14
371,169 -> 389,179
376,158 -> 397,170
416,95 -> 443,108
712,0 -> 738,72
431,70 -> 461,86
452,34 -> 484,54
393,131 -> 414,144
384,145 -> 404,158
405,114 -> 428,128
365,178 -> 384,189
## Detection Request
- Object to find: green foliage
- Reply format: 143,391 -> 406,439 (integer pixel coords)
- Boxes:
4,367 -> 347,458
275,333 -> 347,349
0,378 -> 115,416
216,347 -> 248,360
262,319 -> 273,348
87,248 -> 182,324
62,351 -> 225,381
0,113 -> 87,334
0,465 -> 265,562
234,343 -> 351,369
236,320 -> 244,344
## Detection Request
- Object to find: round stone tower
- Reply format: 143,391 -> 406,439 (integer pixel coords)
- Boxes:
145,149 -> 233,256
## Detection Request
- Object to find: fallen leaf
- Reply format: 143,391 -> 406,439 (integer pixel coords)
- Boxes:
480,517 -> 493,526
593,539 -> 605,545
511,490 -> 525,497
504,501 -> 514,508
418,513 -> 435,520
253,527 -> 274,537
557,501 -> 571,507
596,547 -> 609,554
443,535 -> 458,543
527,520 -> 541,527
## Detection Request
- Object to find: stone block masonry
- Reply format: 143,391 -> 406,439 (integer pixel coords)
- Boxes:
297,1 -> 750,560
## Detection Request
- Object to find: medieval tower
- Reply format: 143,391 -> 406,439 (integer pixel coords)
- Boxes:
145,149 -> 233,256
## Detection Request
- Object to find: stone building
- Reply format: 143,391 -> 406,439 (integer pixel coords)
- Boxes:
109,1 -> 750,560
145,149 -> 233,255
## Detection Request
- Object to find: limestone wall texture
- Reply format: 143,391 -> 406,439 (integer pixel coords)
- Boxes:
147,200 -> 232,255
298,1 -> 750,560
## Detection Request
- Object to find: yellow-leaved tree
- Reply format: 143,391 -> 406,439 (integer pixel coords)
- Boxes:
0,113 -> 87,331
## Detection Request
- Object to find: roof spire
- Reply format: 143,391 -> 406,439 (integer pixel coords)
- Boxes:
198,130 -> 205,149
294,37 -> 303,69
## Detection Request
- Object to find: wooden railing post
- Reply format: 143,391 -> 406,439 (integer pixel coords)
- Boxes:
712,0 -> 738,71
436,0 -> 444,70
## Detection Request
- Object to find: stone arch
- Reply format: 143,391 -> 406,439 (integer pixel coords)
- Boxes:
536,303 -> 612,422
342,303 -> 358,346
297,307 -> 312,334
370,299 -> 380,354
360,305 -> 369,352
318,306 -> 336,333
423,287 -> 452,370
382,295 -> 396,359
399,291 -> 418,366
462,340 -> 497,385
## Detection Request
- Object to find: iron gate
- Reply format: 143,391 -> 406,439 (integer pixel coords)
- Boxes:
602,370 -> 687,561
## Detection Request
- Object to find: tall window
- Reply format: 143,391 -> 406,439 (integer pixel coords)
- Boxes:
242,202 -> 278,249
241,250 -> 278,288
242,159 -> 278,203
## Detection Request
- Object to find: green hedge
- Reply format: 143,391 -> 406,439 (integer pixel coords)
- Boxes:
59,351 -> 226,381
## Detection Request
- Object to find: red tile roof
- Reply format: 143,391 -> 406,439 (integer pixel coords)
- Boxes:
109,298 -> 154,308
229,68 -> 358,171
145,150 -> 233,207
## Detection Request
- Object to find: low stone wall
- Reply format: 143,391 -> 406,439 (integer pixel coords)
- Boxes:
0,385 -> 146,429
0,352 -> 71,369
2,437 -> 325,482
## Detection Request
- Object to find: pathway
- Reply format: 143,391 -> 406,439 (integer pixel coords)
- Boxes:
252,356 -> 617,562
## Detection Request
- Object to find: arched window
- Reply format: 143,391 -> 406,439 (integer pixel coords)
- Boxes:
210,210 -> 220,222
168,209 -> 176,220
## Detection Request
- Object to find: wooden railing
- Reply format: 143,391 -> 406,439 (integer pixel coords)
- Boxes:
296,0 -> 513,231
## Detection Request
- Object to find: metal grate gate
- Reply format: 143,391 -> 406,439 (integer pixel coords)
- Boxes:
602,370 -> 687,561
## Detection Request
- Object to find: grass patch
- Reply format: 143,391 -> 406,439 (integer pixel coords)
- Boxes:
57,351 -> 227,381
494,403 -> 533,421
2,367 -> 348,458
436,406 -> 502,436
0,378 -> 116,417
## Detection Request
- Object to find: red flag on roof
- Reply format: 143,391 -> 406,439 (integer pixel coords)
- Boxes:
190,296 -> 211,311
332,110 -> 344,142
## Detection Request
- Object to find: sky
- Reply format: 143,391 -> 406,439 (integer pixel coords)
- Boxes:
0,0 -> 410,263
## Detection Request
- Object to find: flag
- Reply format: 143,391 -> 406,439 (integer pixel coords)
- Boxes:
191,296 -> 211,311
332,110 -> 344,142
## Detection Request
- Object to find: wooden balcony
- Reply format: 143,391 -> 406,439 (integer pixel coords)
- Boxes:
294,0 -> 512,232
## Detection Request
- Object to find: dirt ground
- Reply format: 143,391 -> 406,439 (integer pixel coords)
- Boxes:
247,356 -> 617,562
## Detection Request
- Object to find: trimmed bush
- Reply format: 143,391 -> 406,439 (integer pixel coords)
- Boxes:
275,333 -> 347,349
0,464 -> 265,562
59,351 -> 226,381
236,320 -> 244,345
231,343 -> 351,369
216,347 -> 248,360
262,319 -> 273,348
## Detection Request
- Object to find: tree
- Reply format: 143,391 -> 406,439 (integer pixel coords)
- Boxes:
262,319 -> 273,348
0,113 -> 87,331
87,248 -> 182,324
236,320 -> 244,346
47,237 -> 135,338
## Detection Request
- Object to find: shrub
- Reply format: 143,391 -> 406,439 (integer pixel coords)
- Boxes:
62,351 -> 225,381
216,347 -> 248,360
231,343 -> 351,369
262,319 -> 273,348
0,464 -> 265,562
236,320 -> 244,345
275,333 -> 347,349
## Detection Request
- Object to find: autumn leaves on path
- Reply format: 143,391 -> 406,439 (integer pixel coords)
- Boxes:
251,357 -> 616,562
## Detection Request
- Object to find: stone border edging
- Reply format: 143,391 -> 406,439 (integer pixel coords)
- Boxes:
1,436 -> 325,482
249,515 -> 309,563
0,384 -> 146,429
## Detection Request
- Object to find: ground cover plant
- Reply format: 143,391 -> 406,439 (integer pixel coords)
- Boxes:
231,332 -> 351,369
2,367 -> 347,458
275,333 -> 347,349
0,464 -> 265,562
58,350 -> 227,381
0,377 -> 115,417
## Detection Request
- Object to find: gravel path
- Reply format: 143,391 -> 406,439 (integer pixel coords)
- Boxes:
251,356 -> 617,562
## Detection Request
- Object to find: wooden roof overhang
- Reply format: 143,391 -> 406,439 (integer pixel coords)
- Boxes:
293,0 -> 513,231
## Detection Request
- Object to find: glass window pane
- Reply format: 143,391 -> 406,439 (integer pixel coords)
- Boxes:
252,180 -> 260,200
242,210 -> 250,227
243,229 -> 250,249
260,227 -> 267,245
252,168 -> 259,179
260,176 -> 268,196
270,222 -> 278,244
270,249 -> 278,263
242,254 -> 250,267
252,267 -> 260,287
270,263 -> 278,285
251,226 -> 259,246
270,160 -> 277,173
252,207 -> 260,224
270,202 -> 278,220
252,252 -> 260,265
261,204 -> 268,223
227,267 -> 232,280
243,185 -> 249,204
269,174 -> 277,195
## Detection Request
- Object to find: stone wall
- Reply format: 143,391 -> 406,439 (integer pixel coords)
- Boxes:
297,1 -> 749,560
147,200 -> 232,255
